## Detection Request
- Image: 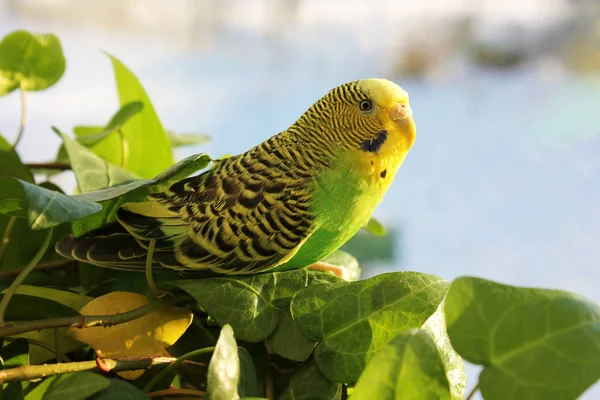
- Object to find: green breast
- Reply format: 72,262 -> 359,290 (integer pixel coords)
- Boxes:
276,151 -> 390,271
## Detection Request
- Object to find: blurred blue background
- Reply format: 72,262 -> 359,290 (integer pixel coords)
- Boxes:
1,0 -> 600,397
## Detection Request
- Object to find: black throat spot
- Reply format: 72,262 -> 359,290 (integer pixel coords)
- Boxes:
360,130 -> 388,153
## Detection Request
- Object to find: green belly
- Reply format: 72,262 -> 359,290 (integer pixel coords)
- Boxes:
275,155 -> 389,271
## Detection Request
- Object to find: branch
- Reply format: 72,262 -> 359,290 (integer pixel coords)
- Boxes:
24,162 -> 71,171
0,355 -> 178,383
0,259 -> 76,278
0,293 -> 193,337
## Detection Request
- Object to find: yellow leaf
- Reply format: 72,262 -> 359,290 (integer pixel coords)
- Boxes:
70,291 -> 193,379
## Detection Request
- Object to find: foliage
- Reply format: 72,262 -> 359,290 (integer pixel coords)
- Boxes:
0,29 -> 598,400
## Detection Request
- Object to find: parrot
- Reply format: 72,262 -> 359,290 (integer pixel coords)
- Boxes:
56,78 -> 416,276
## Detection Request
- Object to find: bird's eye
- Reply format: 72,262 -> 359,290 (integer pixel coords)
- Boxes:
359,99 -> 373,113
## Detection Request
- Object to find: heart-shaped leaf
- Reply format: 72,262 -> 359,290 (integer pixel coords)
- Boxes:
352,329 -> 451,400
445,276 -> 600,400
25,372 -> 110,400
0,135 -> 33,182
0,30 -> 65,96
0,177 -> 101,230
291,271 -> 449,383
278,362 -> 342,400
168,269 -> 309,342
267,308 -> 315,362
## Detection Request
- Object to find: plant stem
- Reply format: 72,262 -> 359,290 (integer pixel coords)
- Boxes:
0,259 -> 76,278
24,162 -> 71,171
0,293 -> 192,337
0,355 -> 177,383
147,388 -> 205,398
0,227 -> 53,325
143,347 -> 215,393
11,85 -> 27,150
0,216 -> 18,267
465,383 -> 480,400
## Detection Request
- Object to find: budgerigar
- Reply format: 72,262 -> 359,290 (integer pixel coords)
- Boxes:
56,79 -> 416,275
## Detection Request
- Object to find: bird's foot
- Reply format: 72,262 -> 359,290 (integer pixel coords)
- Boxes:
307,262 -> 345,279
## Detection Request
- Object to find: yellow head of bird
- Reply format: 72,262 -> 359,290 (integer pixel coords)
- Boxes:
298,78 -> 416,157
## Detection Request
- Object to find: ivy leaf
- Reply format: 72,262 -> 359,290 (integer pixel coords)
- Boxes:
70,291 -> 193,380
291,271 -> 449,383
167,270 -> 309,342
352,329 -> 451,400
361,217 -> 386,236
267,309 -> 316,362
0,177 -> 101,230
421,303 -> 467,400
106,54 -> 173,178
278,362 -> 342,400
445,276 -> 600,400
207,325 -> 240,400
0,30 -> 65,96
25,372 -> 110,400
238,347 -> 259,398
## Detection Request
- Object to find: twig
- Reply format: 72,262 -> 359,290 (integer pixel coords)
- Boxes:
0,355 -> 178,383
23,162 -> 71,171
0,293 -> 193,337
143,347 -> 215,393
147,388 -> 205,398
0,259 -> 76,278
465,383 -> 480,400
4,336 -> 71,363
0,216 -> 17,267
264,341 -> 274,400
0,227 -> 54,325
11,84 -> 27,149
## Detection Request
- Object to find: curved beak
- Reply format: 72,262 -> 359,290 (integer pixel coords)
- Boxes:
390,102 -> 412,122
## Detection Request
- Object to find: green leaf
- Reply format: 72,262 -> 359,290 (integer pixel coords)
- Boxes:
207,325 -> 240,400
71,126 -> 120,167
0,293 -> 79,321
25,372 -> 110,400
0,177 -> 101,230
168,270 -> 309,342
352,329 -> 451,400
151,153 -> 211,191
238,347 -> 259,398
0,338 -> 29,369
57,129 -> 140,193
89,379 -> 148,400
278,362 -> 342,400
78,102 -> 144,146
0,135 -> 33,182
291,271 -> 449,383
0,30 -> 65,96
421,303 -> 466,400
168,131 -> 211,148
361,217 -> 386,236
267,309 -> 315,362
445,276 -> 600,400
106,54 -> 173,178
